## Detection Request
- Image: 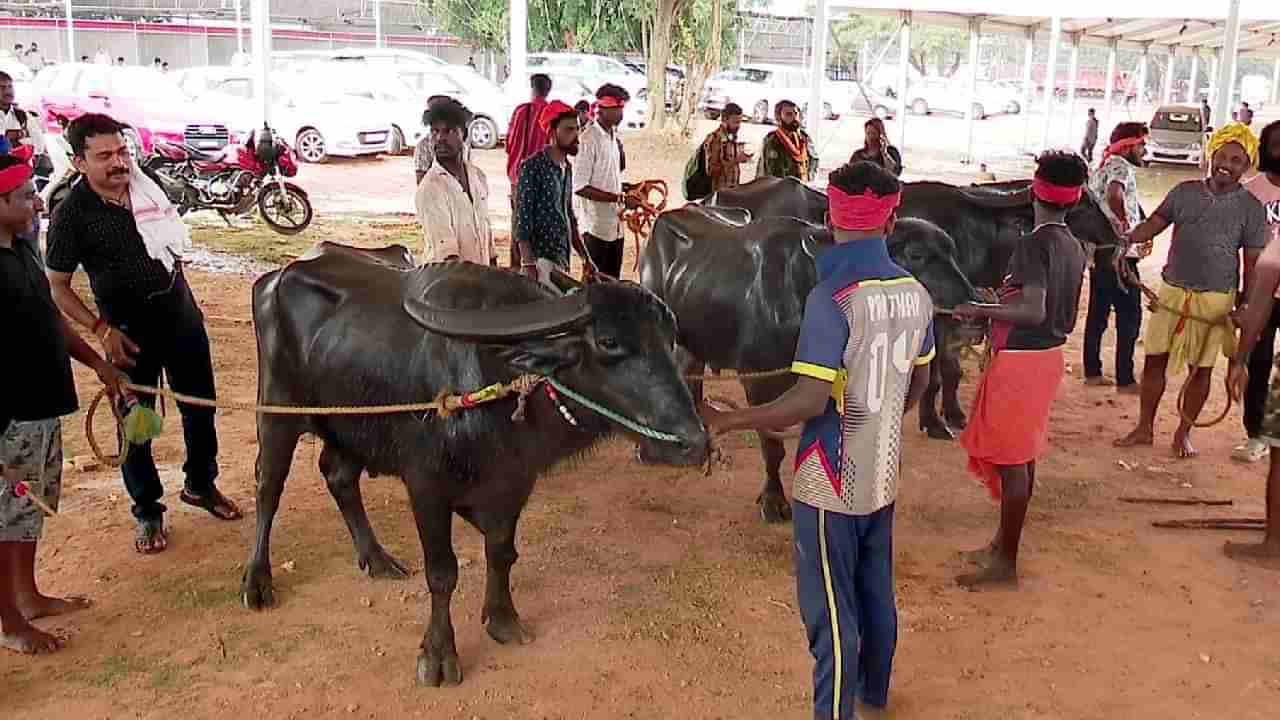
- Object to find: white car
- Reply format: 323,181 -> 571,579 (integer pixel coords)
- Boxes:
906,77 -> 1023,119
275,62 -> 428,158
527,53 -> 648,104
700,65 -> 852,124
502,72 -> 648,130
174,66 -> 391,163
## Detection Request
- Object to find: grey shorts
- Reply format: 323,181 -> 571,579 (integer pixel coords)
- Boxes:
1,418 -> 64,542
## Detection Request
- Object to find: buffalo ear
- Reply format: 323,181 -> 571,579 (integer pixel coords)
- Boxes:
496,334 -> 582,376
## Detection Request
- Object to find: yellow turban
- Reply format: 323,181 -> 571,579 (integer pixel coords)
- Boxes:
1206,121 -> 1259,166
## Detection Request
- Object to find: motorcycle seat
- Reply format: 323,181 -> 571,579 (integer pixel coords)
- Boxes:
181,144 -> 225,163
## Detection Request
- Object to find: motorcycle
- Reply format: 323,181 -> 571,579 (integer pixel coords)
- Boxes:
144,125 -> 313,236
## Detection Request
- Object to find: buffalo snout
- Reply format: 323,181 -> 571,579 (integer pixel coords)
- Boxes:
637,421 -> 710,467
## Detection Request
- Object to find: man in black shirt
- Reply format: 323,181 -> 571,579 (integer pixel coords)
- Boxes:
514,100 -> 594,283
1,153 -> 127,654
45,114 -> 241,555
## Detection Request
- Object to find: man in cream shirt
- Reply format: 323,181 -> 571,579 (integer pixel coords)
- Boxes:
415,97 -> 495,266
573,84 -> 637,279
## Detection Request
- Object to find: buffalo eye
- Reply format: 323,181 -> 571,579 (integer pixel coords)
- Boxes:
596,335 -> 621,352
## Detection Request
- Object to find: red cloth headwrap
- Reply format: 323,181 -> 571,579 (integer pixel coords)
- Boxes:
1100,135 -> 1145,166
828,184 -> 902,231
537,100 -> 576,132
1031,176 -> 1083,205
0,148 -> 34,194
595,95 -> 626,109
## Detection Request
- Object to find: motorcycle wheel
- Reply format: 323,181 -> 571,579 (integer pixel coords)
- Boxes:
257,184 -> 313,236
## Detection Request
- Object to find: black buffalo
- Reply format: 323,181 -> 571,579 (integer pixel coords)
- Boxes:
245,243 -> 707,685
639,207 -> 976,522
706,176 -> 1120,439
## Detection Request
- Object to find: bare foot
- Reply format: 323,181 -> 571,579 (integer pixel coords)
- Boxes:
0,624 -> 63,654
1172,431 -> 1198,459
958,544 -> 998,566
1114,428 -> 1154,448
957,559 -> 1017,588
17,594 -> 92,620
1223,540 -> 1280,565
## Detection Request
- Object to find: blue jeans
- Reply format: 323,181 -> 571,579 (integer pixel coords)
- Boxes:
794,501 -> 897,720
1083,259 -> 1142,387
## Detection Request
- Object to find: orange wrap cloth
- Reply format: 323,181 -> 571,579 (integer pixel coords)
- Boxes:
959,347 -> 1066,501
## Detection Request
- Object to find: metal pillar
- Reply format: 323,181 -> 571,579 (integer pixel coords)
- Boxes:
807,0 -> 829,151
1188,52 -> 1199,103
1162,50 -> 1175,105
250,0 -> 272,126
963,18 -> 981,164
510,0 -> 527,91
1019,27 -> 1034,152
374,0 -> 384,48
1273,57 -> 1280,104
1065,35 -> 1080,147
1041,16 -> 1061,150
1136,49 -> 1149,114
64,0 -> 74,62
897,11 -> 912,152
235,0 -> 244,55
1214,0 -> 1241,127
1208,51 -> 1219,108
1102,40 -> 1117,139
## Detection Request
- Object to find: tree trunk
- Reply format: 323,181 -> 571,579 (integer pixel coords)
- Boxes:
676,0 -> 723,137
646,0 -> 684,131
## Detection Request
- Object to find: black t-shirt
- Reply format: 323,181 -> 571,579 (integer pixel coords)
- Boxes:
849,145 -> 903,176
1004,224 -> 1087,351
45,176 -> 175,318
0,236 -> 78,428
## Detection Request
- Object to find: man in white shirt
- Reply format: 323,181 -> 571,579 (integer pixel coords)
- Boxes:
414,97 -> 495,267
0,72 -> 44,158
573,84 -> 637,279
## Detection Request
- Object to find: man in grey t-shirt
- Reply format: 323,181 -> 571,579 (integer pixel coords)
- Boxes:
1117,124 -> 1268,458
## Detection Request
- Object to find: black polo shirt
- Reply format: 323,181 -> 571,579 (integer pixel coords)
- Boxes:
45,176 -> 175,318
0,235 -> 78,428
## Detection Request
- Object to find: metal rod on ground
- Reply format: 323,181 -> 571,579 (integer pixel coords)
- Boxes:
1153,518 -> 1265,531
1040,16 -> 1061,151
1214,0 -> 1240,126
1119,497 -> 1233,506
897,11 -> 912,152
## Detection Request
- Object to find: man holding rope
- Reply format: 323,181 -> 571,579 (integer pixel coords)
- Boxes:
573,83 -> 638,280
1227,120 -> 1280,562
1115,122 -> 1268,459
1,151 -> 129,654
702,160 -> 934,720
45,114 -> 242,555
951,150 -> 1090,588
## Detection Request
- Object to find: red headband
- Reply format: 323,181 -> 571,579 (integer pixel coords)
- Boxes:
538,100 -> 576,132
595,95 -> 626,109
0,150 -> 33,195
828,185 -> 901,231
1031,176 -> 1083,205
1101,135 -> 1145,165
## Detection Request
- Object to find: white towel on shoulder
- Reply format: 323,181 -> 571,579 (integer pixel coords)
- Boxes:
128,162 -> 189,272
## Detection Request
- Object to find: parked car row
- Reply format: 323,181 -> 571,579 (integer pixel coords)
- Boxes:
501,71 -> 649,130
699,64 -> 896,125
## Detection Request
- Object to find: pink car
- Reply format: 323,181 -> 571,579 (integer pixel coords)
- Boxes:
39,63 -> 239,156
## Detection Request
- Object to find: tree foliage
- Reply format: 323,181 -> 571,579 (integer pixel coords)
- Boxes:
829,15 -> 972,78
420,0 -> 648,54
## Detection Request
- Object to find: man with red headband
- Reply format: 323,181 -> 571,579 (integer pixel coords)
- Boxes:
702,161 -> 934,720
1115,122 -> 1268,458
514,99 -> 595,284
573,83 -> 637,279
951,150 -> 1090,588
1083,122 -> 1150,394
1,152 -> 128,654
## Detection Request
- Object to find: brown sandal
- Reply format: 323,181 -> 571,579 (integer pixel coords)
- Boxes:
180,488 -> 243,521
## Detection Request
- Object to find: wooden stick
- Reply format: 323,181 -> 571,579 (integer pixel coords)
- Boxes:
1152,518 -> 1264,531
6,479 -> 58,516
1119,497 -> 1233,506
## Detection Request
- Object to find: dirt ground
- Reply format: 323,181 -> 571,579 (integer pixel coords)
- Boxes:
6,135 -> 1280,719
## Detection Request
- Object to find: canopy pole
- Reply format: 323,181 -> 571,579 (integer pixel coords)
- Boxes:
1272,57 -> 1279,105
64,0 -> 74,62
963,18 -> 981,164
1208,51 -> 1219,110
250,0 -> 272,127
235,0 -> 244,55
1041,16 -> 1061,150
1188,52 -> 1199,103
896,11 -> 912,152
1214,0 -> 1241,128
375,0 -> 383,48
1162,49 -> 1176,105
1136,49 -> 1149,116
1102,40 -> 1117,141
807,0 -> 829,156
1065,34 -> 1080,150
1020,26 -> 1034,153
510,0 -> 528,96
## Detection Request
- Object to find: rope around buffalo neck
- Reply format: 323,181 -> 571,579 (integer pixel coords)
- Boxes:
544,377 -> 683,443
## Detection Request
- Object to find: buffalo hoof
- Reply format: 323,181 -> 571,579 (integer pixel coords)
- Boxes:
757,492 -> 792,524
485,610 -> 536,646
241,564 -> 276,610
922,421 -> 957,441
359,546 -> 410,579
416,650 -> 463,687
945,412 -> 969,430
